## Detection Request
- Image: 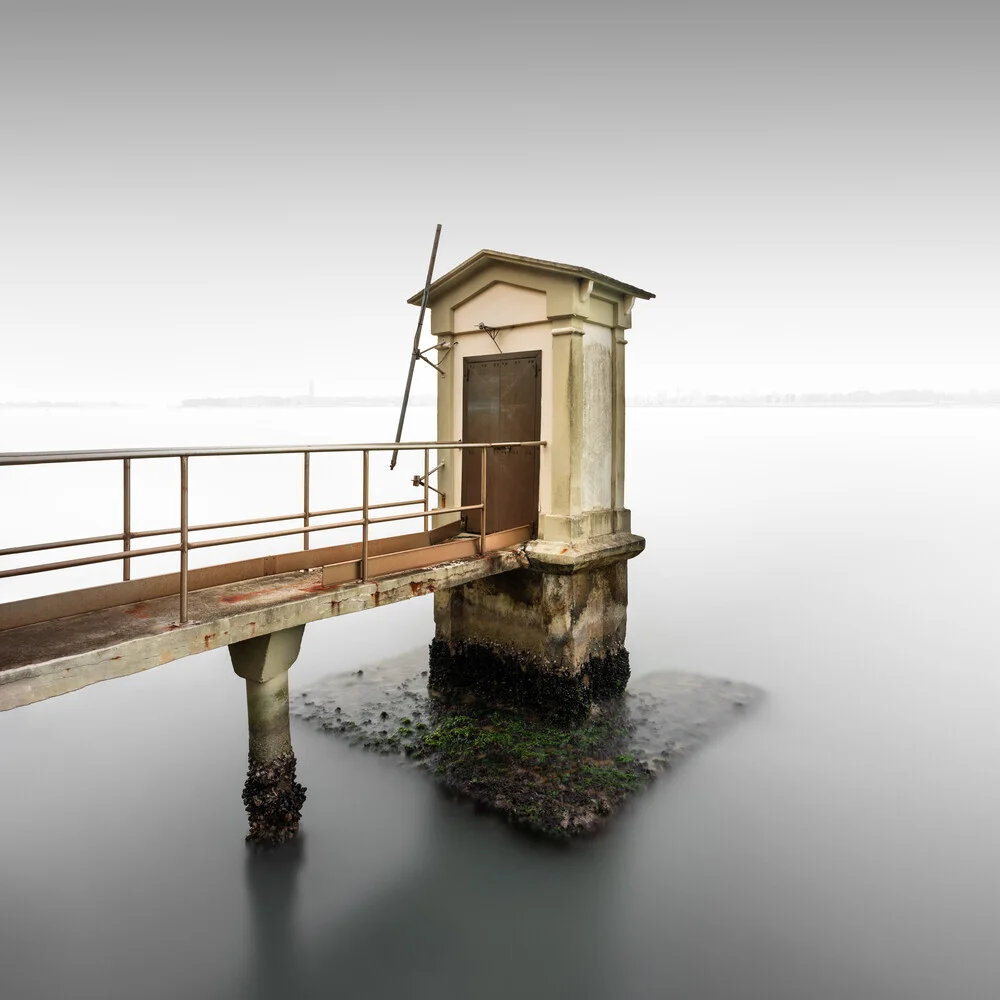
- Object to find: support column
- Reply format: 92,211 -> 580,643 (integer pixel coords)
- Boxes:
230,625 -> 307,846
430,534 -> 644,720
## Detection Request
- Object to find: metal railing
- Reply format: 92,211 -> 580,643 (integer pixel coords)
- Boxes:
0,441 -> 545,624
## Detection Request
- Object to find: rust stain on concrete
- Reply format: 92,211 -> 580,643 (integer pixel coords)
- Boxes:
0,547 -> 528,712
219,588 -> 279,604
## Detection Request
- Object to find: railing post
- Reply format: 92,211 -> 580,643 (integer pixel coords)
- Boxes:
122,458 -> 131,582
479,446 -> 487,555
423,448 -> 430,533
179,455 -> 189,624
361,449 -> 369,582
302,451 -> 311,552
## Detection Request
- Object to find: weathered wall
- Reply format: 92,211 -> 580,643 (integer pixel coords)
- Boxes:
581,322 -> 613,511
430,559 -> 632,715
433,560 -> 628,675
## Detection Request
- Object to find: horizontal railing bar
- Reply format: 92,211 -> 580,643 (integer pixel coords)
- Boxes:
130,498 -> 426,541
367,503 -> 482,526
0,501 -> 475,580
0,441 -> 545,466
0,507 -> 443,578
0,499 -> 431,560
0,532 -> 125,558
187,520 -> 365,551
362,498 -> 427,512
0,543 -> 182,579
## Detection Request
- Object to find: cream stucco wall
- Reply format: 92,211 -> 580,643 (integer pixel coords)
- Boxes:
452,282 -> 547,332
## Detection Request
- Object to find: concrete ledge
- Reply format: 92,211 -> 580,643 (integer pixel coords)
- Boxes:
522,532 -> 646,574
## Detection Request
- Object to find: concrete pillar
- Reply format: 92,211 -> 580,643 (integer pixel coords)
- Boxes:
430,535 -> 644,720
230,625 -> 307,846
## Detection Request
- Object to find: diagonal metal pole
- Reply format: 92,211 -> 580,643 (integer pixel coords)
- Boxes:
390,223 -> 442,470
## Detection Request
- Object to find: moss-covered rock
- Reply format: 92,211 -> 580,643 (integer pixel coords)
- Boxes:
413,704 -> 647,838
292,651 -> 761,841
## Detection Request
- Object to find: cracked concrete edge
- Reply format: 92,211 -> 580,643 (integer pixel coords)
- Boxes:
0,548 -> 525,712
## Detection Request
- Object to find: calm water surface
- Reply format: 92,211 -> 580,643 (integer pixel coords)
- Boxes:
1,406 -> 997,999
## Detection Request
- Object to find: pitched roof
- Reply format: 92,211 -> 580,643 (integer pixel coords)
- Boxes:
407,249 -> 656,305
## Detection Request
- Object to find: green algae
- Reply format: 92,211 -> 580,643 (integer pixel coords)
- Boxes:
362,703 -> 649,839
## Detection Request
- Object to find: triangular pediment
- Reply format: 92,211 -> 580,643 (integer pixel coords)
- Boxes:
407,249 -> 655,306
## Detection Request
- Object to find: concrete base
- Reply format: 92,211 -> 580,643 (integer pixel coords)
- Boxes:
430,532 -> 643,718
231,627 -> 307,846
428,635 -> 630,720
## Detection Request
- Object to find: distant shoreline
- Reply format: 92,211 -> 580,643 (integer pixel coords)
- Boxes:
174,390 -> 1000,409
629,400 -> 1000,408
2,393 -> 999,410
634,391 -> 1000,407
179,395 -> 434,408
0,401 -> 131,409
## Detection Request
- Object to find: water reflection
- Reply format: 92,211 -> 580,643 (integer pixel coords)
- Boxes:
240,797 -> 621,1000
243,835 -> 307,999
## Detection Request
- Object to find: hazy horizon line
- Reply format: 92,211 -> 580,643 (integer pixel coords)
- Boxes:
3,388 -> 1000,410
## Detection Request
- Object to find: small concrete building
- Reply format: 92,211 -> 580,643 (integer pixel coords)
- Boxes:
409,250 -> 655,716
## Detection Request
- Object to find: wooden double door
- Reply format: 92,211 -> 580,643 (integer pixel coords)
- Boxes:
461,351 -> 541,535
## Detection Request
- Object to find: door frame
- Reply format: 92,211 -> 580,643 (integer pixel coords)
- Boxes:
461,349 -> 542,534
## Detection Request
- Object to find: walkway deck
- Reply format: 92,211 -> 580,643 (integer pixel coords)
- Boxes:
0,539 -> 527,712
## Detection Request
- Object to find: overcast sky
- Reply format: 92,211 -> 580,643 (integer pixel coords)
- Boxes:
1,1 -> 997,402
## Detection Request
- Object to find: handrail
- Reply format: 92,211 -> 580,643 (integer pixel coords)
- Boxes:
1,440 -> 545,625
0,441 -> 545,466
0,498 -> 428,558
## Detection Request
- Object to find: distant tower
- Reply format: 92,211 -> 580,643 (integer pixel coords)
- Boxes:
308,380 -> 315,398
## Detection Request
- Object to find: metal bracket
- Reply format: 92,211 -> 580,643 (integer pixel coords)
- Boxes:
476,322 -> 504,353
417,342 -> 450,376
413,462 -> 446,498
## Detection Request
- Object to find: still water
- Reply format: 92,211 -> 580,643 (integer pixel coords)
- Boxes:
1,406 -> 997,999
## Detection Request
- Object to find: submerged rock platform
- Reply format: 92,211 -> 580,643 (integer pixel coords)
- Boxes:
292,650 -> 761,840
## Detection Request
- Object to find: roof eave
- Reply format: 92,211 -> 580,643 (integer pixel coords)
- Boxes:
407,249 -> 655,305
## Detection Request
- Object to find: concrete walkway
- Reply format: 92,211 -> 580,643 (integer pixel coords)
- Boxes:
0,545 -> 525,711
